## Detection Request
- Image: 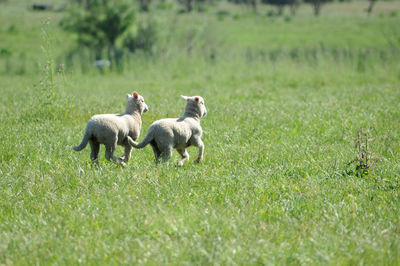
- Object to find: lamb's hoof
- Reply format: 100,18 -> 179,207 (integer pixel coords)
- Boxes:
177,161 -> 184,167
117,158 -> 127,168
195,158 -> 203,164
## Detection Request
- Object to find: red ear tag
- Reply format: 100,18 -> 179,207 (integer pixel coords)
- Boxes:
194,97 -> 199,102
133,92 -> 139,99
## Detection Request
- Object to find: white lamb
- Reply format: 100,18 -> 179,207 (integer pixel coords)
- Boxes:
128,95 -> 207,166
73,91 -> 148,166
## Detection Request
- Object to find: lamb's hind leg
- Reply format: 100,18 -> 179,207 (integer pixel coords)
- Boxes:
177,148 -> 189,167
105,138 -> 123,166
159,146 -> 173,164
150,141 -> 161,163
105,145 -> 117,162
89,140 -> 100,165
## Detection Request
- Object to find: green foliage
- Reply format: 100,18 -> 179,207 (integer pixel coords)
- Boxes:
124,20 -> 157,54
60,0 -> 158,71
156,0 -> 174,10
138,0 -> 152,12
389,10 -> 398,17
347,128 -> 381,177
216,10 -> 230,20
36,23 -> 71,120
60,0 -> 135,61
266,9 -> 277,16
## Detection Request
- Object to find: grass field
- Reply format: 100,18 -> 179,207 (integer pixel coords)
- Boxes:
1,0 -> 400,264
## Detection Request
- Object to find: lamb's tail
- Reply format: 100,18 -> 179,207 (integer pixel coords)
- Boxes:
72,127 -> 91,151
128,130 -> 154,149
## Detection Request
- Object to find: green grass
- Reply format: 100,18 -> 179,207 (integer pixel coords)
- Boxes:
1,0 -> 400,264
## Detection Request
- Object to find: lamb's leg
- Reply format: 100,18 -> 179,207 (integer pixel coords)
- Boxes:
192,138 -> 204,163
177,148 -> 189,167
120,144 -> 133,163
89,140 -> 100,165
105,145 -> 117,162
150,141 -> 161,163
105,139 -> 124,166
160,146 -> 173,163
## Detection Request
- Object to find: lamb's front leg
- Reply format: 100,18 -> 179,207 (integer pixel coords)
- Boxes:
120,144 -> 133,163
119,137 -> 134,163
192,137 -> 204,163
177,148 -> 189,167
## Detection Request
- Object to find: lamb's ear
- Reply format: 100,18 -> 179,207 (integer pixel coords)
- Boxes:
126,94 -> 131,99
133,91 -> 139,99
181,95 -> 189,101
194,97 -> 199,102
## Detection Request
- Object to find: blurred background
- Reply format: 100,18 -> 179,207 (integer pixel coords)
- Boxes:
1,0 -> 399,76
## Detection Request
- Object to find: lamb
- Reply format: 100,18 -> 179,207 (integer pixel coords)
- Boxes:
128,95 -> 207,166
72,91 -> 148,166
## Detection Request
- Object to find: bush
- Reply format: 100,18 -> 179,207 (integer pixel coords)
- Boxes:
216,10 -> 230,21
60,0 -> 135,67
124,20 -> 157,54
61,0 -> 158,71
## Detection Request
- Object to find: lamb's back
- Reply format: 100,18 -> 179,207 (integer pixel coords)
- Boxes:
150,118 -> 195,147
90,114 -> 127,130
88,114 -> 131,141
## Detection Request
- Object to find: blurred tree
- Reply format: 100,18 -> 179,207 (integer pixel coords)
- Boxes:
303,0 -> 332,15
61,0 -> 135,67
124,20 -> 157,53
366,0 -> 377,14
178,0 -> 194,12
228,0 -> 258,13
289,0 -> 300,15
138,0 -> 151,11
261,0 -> 299,15
249,0 -> 258,12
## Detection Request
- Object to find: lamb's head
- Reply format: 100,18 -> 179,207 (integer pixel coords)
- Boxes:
181,95 -> 207,118
126,91 -> 149,115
